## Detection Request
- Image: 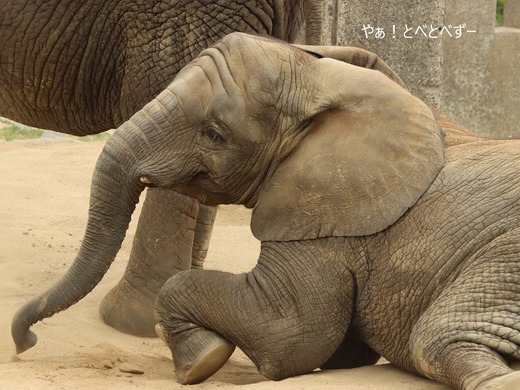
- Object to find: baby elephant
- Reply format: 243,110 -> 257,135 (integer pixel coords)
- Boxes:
150,34 -> 520,390
12,32 -> 519,390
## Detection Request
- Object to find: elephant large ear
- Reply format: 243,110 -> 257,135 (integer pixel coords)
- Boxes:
292,44 -> 407,90
251,58 -> 444,241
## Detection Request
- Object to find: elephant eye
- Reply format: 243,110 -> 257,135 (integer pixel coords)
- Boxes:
203,126 -> 225,145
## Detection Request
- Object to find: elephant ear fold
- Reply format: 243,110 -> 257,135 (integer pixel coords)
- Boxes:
251,67 -> 444,241
292,44 -> 407,90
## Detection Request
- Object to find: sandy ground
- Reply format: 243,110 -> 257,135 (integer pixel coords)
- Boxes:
0,138 -> 450,389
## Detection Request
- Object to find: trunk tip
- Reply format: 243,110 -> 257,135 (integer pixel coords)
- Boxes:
11,297 -> 40,354
12,327 -> 38,354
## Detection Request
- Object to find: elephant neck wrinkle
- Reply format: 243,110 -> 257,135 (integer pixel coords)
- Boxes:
236,173 -> 268,209
240,154 -> 286,209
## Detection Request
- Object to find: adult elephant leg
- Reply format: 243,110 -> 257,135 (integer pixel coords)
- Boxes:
191,203 -> 217,269
99,188 -> 200,336
155,239 -> 355,384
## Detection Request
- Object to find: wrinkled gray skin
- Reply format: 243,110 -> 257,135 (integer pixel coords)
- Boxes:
12,32 -> 520,389
2,0 -> 306,336
151,36 -> 520,389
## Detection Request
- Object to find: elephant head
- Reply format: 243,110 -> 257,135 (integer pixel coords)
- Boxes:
11,32 -> 443,355
115,33 -> 441,217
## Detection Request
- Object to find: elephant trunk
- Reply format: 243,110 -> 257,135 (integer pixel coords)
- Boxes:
11,99 -> 171,354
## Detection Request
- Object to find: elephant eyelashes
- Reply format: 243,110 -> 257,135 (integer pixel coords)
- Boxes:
203,126 -> 226,145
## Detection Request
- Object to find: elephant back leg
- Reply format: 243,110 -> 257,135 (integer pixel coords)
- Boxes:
409,228 -> 520,390
99,188 -> 201,336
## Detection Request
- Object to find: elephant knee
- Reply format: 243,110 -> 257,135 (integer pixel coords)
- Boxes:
252,348 -> 317,381
154,272 -> 189,323
256,359 -> 294,381
410,318 -> 447,377
409,313 -> 460,380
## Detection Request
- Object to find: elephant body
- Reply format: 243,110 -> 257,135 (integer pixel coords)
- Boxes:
0,0 -> 304,133
355,127 -> 520,378
3,0 -> 306,337
155,122 -> 520,390
12,31 -> 520,390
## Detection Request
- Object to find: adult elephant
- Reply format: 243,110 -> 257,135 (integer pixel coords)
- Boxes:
14,33 -> 520,389
1,0 -> 309,336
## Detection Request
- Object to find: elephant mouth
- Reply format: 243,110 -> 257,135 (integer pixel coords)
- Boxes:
139,176 -> 159,188
175,175 -> 237,206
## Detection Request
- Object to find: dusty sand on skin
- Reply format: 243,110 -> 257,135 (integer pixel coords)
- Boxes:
0,138 -> 450,390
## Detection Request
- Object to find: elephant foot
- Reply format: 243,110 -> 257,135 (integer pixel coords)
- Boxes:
156,323 -> 235,384
99,279 -> 157,337
480,371 -> 520,390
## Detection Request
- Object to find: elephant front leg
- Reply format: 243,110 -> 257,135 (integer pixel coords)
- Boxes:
155,239 -> 355,384
190,202 -> 217,269
100,188 -> 215,336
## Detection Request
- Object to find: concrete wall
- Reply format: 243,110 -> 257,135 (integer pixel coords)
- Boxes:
303,0 -> 520,137
442,0 -> 520,137
304,0 -> 445,107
